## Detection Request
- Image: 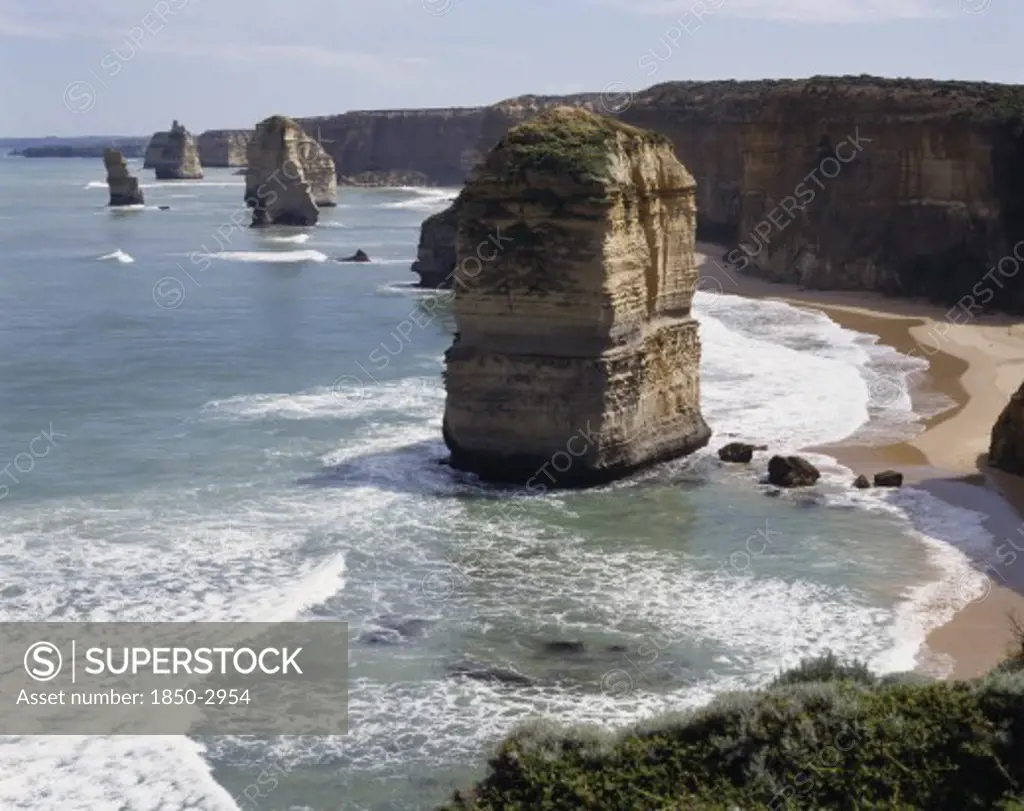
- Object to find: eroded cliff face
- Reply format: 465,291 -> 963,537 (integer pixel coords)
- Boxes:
245,116 -> 321,226
991,382 -> 1024,475
442,107 -> 711,486
103,149 -> 144,206
144,120 -> 203,179
362,79 -> 1022,309
411,200 -> 459,287
621,78 -> 1024,312
298,95 -> 599,186
196,129 -> 252,167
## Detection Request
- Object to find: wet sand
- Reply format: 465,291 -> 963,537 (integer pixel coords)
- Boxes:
697,243 -> 1024,679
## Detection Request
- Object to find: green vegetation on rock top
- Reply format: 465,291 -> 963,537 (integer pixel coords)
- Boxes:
440,644 -> 1024,810
491,106 -> 670,181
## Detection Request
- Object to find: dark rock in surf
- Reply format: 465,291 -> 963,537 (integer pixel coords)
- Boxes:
873,470 -> 904,487
767,455 -> 821,488
447,660 -> 533,686
853,474 -> 871,489
543,640 -> 585,655
338,249 -> 371,263
718,442 -> 767,463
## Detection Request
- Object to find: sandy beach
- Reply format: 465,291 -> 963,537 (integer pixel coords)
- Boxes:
697,242 -> 1024,679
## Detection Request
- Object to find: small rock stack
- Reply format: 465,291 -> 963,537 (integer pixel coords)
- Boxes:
103,149 -> 144,206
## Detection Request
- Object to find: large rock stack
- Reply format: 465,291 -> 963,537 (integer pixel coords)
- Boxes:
442,106 -> 711,486
144,120 -> 203,179
990,382 -> 1024,475
103,149 -> 144,206
245,115 -> 337,226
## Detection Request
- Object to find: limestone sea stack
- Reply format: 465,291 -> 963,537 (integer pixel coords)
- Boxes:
245,116 -> 320,226
411,199 -> 459,287
145,120 -> 203,179
442,107 -> 711,486
245,115 -> 338,226
990,382 -> 1024,475
103,149 -> 144,206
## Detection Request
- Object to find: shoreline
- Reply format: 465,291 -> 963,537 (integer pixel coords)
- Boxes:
697,243 -> 1024,679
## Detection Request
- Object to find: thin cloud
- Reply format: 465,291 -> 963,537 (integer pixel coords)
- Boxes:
599,0 -> 952,23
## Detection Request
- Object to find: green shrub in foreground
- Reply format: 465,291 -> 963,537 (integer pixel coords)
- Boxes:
440,654 -> 1024,810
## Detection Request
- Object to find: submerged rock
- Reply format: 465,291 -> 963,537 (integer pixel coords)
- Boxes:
990,382 -> 1024,475
542,641 -> 586,655
411,199 -> 459,288
245,115 -> 328,227
338,249 -> 371,263
447,660 -> 533,687
443,107 -> 712,487
145,120 -> 203,180
718,442 -> 767,463
103,149 -> 144,206
767,455 -> 821,488
853,474 -> 871,489
874,470 -> 904,487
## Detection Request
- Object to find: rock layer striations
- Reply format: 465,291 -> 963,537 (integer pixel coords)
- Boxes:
323,79 -> 1023,311
442,107 -> 711,486
103,149 -> 144,206
990,382 -> 1024,475
196,129 -> 252,167
245,115 -> 337,226
144,120 -> 203,179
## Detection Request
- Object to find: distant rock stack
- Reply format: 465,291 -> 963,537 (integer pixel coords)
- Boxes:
103,149 -> 144,206
411,199 -> 459,287
245,115 -> 334,226
144,120 -> 203,179
196,129 -> 252,167
990,382 -> 1024,475
442,106 -> 711,486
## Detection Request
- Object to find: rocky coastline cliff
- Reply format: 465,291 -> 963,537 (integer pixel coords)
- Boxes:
196,129 -> 252,167
300,78 -> 1022,313
144,120 -> 203,179
991,382 -> 1024,475
442,107 -> 711,486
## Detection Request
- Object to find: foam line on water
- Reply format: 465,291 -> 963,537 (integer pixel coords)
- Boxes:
96,249 -> 134,263
200,250 -> 328,264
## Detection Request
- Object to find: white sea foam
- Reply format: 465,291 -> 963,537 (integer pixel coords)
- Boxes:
96,249 -> 134,263
260,233 -> 311,244
0,266 -> 995,806
378,188 -> 457,212
201,249 -> 328,264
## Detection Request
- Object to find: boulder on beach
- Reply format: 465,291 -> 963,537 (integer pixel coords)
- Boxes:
767,455 -> 821,488
103,149 -> 144,206
990,382 -> 1024,476
718,442 -> 767,463
873,470 -> 904,487
853,474 -> 871,489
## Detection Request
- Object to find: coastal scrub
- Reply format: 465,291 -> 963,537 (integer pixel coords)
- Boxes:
440,651 -> 1024,810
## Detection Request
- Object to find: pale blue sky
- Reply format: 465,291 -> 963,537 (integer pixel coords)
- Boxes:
2,0 -> 1020,136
